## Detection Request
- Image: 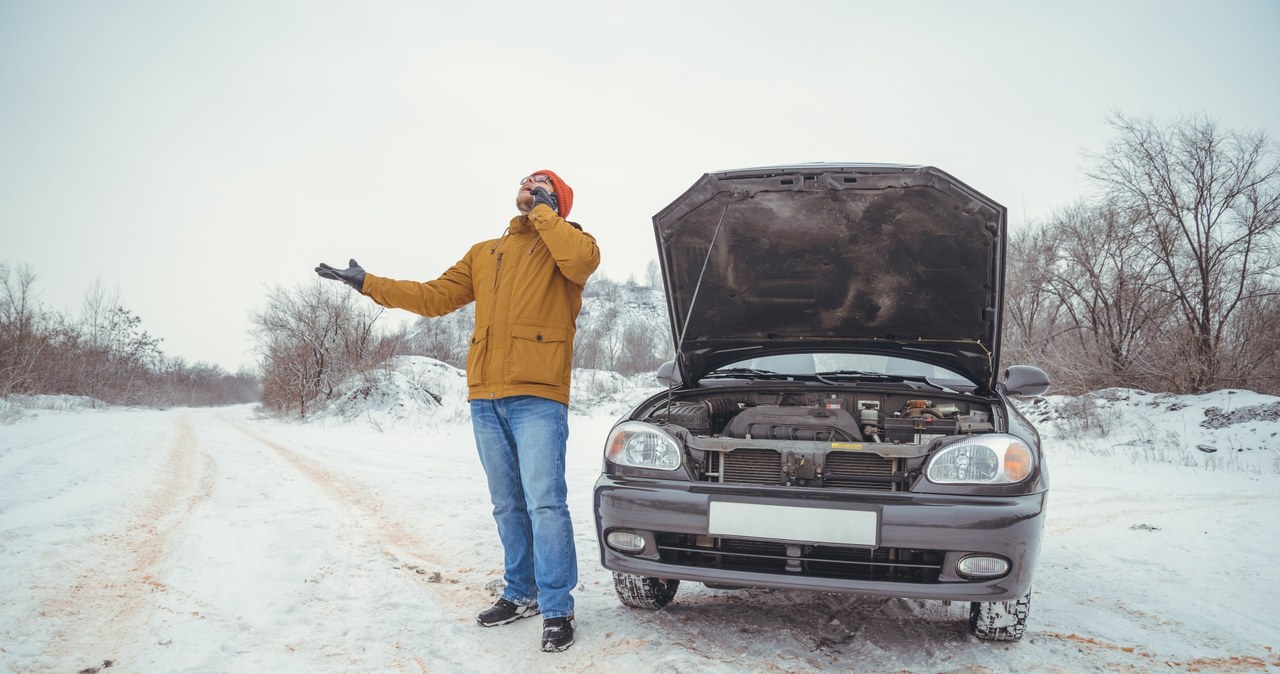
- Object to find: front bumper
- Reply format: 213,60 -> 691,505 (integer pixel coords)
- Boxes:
594,474 -> 1046,602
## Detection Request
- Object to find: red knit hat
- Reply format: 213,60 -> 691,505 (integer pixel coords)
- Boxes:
531,169 -> 573,218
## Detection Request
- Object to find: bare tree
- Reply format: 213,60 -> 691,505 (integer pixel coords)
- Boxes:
645,259 -> 662,289
1,264 -> 260,407
98,306 -> 164,404
572,321 -> 603,370
57,280 -> 165,406
573,273 -> 672,374
252,282 -> 395,417
595,305 -> 625,371
1043,202 -> 1175,390
0,263 -> 48,394
1217,291 -> 1280,391
616,318 -> 669,375
584,275 -> 622,303
1003,223 -> 1069,376
1089,112 -> 1280,392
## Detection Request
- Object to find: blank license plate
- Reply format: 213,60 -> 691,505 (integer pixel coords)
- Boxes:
708,501 -> 878,546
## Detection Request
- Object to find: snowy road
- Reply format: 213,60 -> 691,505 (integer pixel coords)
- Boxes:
2,405 -> 1278,673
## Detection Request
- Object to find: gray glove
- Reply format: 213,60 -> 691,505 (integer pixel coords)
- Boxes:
530,186 -> 559,214
315,258 -> 367,292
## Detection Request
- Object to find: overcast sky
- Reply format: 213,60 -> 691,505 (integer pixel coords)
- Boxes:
2,0 -> 1278,373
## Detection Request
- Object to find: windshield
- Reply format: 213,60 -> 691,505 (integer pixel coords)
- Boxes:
712,353 -> 970,382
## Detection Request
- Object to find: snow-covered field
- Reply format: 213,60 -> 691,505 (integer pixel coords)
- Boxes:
2,361 -> 1279,673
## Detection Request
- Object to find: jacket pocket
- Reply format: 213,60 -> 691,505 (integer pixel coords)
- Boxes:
466,326 -> 489,388
508,324 -> 568,387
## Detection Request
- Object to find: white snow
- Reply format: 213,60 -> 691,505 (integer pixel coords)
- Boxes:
2,362 -> 1278,673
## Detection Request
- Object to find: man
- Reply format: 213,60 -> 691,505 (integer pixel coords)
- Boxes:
315,170 -> 599,653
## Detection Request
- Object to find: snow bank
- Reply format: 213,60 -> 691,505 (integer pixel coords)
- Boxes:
1019,387 -> 1280,474
0,397 -> 27,424
1,394 -> 114,424
4,393 -> 106,412
312,356 -> 471,430
569,369 -> 664,417
309,357 -> 665,431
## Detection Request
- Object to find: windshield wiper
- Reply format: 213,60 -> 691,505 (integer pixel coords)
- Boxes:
703,367 -> 787,379
815,370 -> 953,390
815,370 -> 888,378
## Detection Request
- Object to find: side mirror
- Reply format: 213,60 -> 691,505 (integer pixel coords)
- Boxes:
1001,365 -> 1050,397
656,360 -> 682,388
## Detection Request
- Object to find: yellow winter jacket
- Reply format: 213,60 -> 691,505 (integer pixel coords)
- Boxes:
361,204 -> 600,405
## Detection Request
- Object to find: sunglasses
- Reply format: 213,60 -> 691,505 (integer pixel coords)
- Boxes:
519,174 -> 552,186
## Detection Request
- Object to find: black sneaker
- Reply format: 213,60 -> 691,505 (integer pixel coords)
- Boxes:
477,598 -> 539,627
541,616 -> 575,652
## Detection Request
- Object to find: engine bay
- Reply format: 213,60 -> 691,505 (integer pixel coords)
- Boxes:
648,388 -> 995,444
640,387 -> 1000,490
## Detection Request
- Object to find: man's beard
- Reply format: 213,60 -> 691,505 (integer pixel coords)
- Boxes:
516,191 -> 533,213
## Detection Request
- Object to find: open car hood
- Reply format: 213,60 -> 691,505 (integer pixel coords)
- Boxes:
654,164 -> 1007,391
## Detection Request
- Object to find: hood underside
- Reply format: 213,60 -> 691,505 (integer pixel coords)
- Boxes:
654,164 -> 1007,390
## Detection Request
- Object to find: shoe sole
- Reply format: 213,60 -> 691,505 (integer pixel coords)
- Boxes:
541,638 -> 574,653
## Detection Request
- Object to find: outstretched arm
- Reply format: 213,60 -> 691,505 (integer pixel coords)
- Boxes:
362,251 -> 477,317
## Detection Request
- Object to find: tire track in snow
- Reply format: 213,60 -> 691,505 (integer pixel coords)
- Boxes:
1040,632 -> 1280,672
221,417 -> 474,615
220,418 -> 778,672
42,414 -> 218,670
220,418 -> 642,671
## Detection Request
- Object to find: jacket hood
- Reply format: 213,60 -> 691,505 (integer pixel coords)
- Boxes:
653,163 -> 1006,390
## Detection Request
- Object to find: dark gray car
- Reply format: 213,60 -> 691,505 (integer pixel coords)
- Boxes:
592,164 -> 1051,641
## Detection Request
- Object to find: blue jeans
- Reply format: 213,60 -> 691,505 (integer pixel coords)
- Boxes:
470,396 -> 577,619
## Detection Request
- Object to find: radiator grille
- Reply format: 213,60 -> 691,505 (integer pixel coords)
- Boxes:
707,448 -> 902,491
656,534 -> 944,583
719,448 -> 782,484
824,452 -> 898,490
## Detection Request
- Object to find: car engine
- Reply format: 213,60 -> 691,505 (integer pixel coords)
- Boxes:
645,390 -> 996,490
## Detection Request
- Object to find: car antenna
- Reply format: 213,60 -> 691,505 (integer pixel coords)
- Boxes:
667,200 -> 735,423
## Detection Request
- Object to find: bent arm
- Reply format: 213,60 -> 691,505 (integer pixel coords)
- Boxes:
528,204 -> 601,286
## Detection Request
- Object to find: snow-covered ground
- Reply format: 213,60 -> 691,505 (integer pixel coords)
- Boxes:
2,361 -> 1279,673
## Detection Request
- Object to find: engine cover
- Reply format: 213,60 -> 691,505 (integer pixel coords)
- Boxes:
723,406 -> 863,442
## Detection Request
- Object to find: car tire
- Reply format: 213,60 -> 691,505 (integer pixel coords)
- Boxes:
969,590 -> 1031,641
612,572 -> 679,609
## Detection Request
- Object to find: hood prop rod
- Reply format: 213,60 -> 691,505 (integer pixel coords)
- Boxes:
666,200 -> 734,424
676,201 -> 731,349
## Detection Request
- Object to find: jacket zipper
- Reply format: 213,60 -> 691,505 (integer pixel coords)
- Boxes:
484,249 -> 505,396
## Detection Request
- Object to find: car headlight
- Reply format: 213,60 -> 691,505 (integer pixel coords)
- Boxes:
925,434 -> 1034,485
605,422 -> 683,471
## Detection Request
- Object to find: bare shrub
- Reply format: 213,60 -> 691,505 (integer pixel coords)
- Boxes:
1056,395 -> 1123,437
252,281 -> 399,417
402,304 -> 474,368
